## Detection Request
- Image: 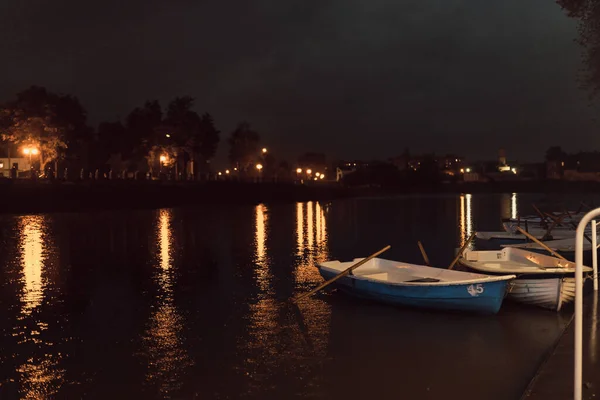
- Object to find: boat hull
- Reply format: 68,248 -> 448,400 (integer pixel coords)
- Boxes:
318,268 -> 510,314
506,276 -> 574,311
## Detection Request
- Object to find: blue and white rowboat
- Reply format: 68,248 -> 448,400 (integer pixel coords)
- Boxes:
317,257 -> 515,314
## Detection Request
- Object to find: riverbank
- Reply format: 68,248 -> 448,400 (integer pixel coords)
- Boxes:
1,179 -> 600,214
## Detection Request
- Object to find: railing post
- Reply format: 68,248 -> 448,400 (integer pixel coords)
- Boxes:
574,208 -> 600,400
593,220 -> 598,292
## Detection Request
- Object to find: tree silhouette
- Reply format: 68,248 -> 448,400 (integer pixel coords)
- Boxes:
228,122 -> 260,174
198,113 -> 220,162
558,0 -> 600,97
125,100 -> 163,174
545,146 -> 567,162
0,86 -> 91,174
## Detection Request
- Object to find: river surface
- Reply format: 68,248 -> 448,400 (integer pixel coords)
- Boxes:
0,193 -> 590,399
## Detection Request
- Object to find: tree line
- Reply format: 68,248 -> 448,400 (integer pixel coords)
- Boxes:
0,86 -> 270,179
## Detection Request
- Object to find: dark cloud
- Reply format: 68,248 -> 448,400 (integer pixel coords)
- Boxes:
0,0 -> 594,165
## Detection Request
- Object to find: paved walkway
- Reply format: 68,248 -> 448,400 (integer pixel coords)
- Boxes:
522,292 -> 600,400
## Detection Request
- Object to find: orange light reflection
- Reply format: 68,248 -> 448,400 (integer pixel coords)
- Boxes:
143,209 -> 192,396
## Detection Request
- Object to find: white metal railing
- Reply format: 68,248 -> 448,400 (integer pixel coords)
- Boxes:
574,211 -> 600,400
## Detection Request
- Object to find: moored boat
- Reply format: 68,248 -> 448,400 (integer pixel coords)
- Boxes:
503,236 -> 599,256
459,247 -> 593,311
317,257 -> 515,314
476,230 -> 572,244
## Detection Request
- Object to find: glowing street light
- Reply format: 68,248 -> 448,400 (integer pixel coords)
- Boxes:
262,148 -> 267,154
296,168 -> 302,174
225,170 -> 230,174
320,175 -> 325,180
315,172 -> 321,178
306,169 -> 312,175
159,155 -> 167,163
218,172 -> 222,176
256,164 -> 263,171
22,146 -> 39,178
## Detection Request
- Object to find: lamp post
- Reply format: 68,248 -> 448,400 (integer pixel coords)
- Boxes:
256,163 -> 263,182
159,155 -> 167,179
22,146 -> 39,178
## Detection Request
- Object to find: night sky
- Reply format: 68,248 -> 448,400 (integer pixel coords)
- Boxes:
0,0 -> 596,166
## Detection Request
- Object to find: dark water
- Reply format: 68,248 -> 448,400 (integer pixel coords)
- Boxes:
0,193 -> 585,399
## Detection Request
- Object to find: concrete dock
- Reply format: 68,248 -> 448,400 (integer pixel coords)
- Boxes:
522,292 -> 600,400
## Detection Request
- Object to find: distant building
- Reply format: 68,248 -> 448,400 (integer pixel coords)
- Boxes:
558,152 -> 600,181
335,160 -> 368,182
0,157 -> 34,178
546,161 -> 562,180
563,170 -> 600,181
389,153 -> 464,174
498,148 -> 507,167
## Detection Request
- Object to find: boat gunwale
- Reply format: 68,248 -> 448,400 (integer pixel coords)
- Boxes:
317,261 -> 516,287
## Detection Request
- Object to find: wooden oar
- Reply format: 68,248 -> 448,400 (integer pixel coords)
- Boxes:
448,232 -> 476,270
515,226 -> 567,261
532,204 -> 550,228
417,241 -> 430,265
291,245 -> 391,303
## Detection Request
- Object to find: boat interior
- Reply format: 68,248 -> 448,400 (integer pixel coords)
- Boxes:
319,258 -> 513,285
463,247 -> 592,273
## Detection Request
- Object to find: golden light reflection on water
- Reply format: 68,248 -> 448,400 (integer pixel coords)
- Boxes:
295,201 -> 329,273
459,194 -> 474,248
501,193 -> 519,220
15,215 -> 65,399
293,201 -> 331,353
144,209 -> 192,396
20,216 -> 45,313
307,201 -> 314,250
296,203 -> 303,256
254,204 -> 271,294
160,210 -> 170,272
243,202 -> 331,394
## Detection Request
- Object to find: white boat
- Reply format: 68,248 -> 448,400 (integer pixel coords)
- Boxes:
317,258 -> 515,314
459,247 -> 593,311
504,236 -> 599,254
476,230 -> 572,242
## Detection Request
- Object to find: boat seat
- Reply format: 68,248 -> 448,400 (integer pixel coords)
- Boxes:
361,271 -> 443,284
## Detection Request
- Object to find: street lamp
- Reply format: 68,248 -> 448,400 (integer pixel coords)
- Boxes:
159,154 -> 167,177
306,169 -> 312,175
225,170 -> 230,174
296,168 -> 302,174
22,146 -> 39,177
256,163 -> 263,182
262,148 -> 267,154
